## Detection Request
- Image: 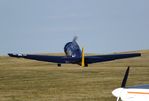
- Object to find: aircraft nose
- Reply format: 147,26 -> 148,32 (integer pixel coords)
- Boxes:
112,88 -> 124,97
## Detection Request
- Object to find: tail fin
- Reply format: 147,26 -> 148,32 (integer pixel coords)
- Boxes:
81,48 -> 85,67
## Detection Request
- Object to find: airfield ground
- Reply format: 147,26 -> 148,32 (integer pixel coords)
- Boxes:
0,50 -> 149,101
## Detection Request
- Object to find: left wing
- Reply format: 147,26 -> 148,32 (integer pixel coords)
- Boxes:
85,53 -> 141,64
8,53 -> 81,64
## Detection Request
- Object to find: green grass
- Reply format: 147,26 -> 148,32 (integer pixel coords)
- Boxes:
0,50 -> 149,101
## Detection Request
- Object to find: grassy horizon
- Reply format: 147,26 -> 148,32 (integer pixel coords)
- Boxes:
0,50 -> 149,101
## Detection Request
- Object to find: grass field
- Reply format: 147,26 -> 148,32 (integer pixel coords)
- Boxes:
0,50 -> 149,101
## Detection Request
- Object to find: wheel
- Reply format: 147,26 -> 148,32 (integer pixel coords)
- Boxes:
85,64 -> 88,67
57,64 -> 61,67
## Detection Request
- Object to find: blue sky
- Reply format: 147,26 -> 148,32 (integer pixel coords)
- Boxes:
0,0 -> 149,55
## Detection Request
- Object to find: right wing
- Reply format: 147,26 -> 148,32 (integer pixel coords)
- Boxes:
85,53 -> 141,64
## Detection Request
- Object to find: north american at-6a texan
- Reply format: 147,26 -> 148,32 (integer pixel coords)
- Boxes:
8,37 -> 141,67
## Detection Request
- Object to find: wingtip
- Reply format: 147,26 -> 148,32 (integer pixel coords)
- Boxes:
8,53 -> 13,57
136,53 -> 141,56
8,53 -> 24,57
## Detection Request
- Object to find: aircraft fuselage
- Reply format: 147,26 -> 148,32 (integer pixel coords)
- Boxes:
64,38 -> 81,58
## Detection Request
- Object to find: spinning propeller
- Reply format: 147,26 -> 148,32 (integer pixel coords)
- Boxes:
73,36 -> 78,42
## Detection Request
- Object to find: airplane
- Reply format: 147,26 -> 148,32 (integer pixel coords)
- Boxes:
112,67 -> 149,101
8,37 -> 141,67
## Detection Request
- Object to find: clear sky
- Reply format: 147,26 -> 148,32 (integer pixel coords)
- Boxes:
0,0 -> 149,55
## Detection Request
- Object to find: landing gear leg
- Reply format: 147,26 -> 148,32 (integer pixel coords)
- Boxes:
57,64 -> 61,67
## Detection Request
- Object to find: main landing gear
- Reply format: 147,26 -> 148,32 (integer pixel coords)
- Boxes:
57,64 -> 61,67
85,64 -> 88,67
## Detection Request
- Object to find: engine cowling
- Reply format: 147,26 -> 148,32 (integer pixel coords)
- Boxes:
64,41 -> 81,57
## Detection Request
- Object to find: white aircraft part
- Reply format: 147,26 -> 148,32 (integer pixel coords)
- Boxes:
112,88 -> 149,101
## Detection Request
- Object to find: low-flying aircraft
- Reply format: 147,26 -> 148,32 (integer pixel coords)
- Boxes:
8,37 -> 141,67
112,67 -> 149,101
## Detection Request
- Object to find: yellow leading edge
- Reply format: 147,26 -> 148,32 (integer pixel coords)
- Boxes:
81,48 -> 85,67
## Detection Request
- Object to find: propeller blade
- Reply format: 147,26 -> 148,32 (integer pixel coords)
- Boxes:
116,97 -> 120,101
73,36 -> 78,42
121,66 -> 130,88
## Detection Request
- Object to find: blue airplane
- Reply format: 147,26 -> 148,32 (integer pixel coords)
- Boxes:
8,37 -> 141,67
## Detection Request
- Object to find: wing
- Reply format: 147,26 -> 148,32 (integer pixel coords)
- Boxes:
127,84 -> 149,89
8,53 -> 81,64
85,53 -> 141,64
